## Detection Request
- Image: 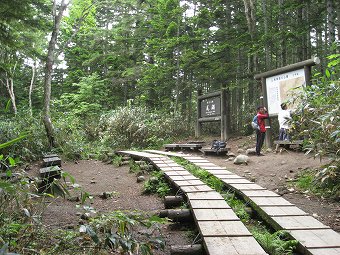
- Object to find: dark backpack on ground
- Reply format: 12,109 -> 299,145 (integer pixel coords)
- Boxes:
211,140 -> 226,151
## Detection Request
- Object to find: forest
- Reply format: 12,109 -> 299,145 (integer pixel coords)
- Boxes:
0,0 -> 339,254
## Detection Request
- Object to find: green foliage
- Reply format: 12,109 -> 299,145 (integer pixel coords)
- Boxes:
291,54 -> 340,193
143,171 -> 171,197
222,192 -> 251,223
252,228 -> 298,255
290,169 -> 340,199
83,210 -> 166,254
98,106 -> 190,149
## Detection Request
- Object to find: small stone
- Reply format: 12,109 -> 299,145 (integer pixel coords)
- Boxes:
287,188 -> 295,192
281,161 -> 287,165
312,213 -> 319,218
149,176 -> 158,184
246,148 -> 256,155
227,152 -> 236,157
237,149 -> 244,153
81,213 -> 90,220
137,176 -> 145,183
234,154 -> 249,165
270,173 -> 276,177
284,175 -> 288,179
90,180 -> 96,184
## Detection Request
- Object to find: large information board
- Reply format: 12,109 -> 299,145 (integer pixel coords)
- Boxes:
200,96 -> 221,118
266,68 -> 305,116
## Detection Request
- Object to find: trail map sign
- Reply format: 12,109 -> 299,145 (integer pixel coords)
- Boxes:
254,57 -> 320,148
266,68 -> 305,115
200,97 -> 221,117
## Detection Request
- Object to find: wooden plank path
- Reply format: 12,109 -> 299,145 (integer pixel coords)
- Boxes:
117,150 -> 267,255
144,150 -> 340,255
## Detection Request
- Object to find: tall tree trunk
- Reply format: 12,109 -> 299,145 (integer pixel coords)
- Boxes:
278,0 -> 286,66
29,60 -> 36,116
4,72 -> 18,115
43,0 -> 68,148
243,0 -> 257,103
262,0 -> 270,69
327,0 -> 336,52
337,1 -> 340,42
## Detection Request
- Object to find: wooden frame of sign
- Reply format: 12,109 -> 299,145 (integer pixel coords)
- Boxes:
195,89 -> 229,141
254,56 -> 320,148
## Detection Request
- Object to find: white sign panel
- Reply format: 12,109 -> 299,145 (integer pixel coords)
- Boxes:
266,68 -> 306,116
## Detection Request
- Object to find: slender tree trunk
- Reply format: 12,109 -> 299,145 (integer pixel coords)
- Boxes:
43,0 -> 68,148
262,0 -> 270,69
327,0 -> 336,52
337,1 -> 340,42
243,0 -> 257,103
278,0 -> 286,66
4,72 -> 18,115
29,60 -> 36,116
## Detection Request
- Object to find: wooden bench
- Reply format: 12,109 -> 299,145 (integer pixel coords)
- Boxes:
274,140 -> 303,145
200,147 -> 230,156
164,143 -> 203,151
274,140 -> 303,151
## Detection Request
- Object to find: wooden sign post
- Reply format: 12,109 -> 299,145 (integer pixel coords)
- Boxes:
196,89 -> 229,141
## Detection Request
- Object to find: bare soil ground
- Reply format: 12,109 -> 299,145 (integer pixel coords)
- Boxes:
31,135 -> 340,254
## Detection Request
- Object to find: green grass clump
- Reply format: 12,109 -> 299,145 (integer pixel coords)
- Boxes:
143,171 -> 171,197
251,226 -> 298,255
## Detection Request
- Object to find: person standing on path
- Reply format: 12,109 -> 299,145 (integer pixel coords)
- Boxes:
255,106 -> 269,156
278,103 -> 292,141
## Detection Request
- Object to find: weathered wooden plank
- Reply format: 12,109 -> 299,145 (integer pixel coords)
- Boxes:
39,166 -> 61,179
164,171 -> 192,176
229,183 -> 266,190
241,190 -> 280,197
204,237 -> 268,255
220,179 -> 252,184
173,180 -> 206,186
188,159 -> 210,163
250,197 -> 294,206
168,175 -> 199,181
43,153 -> 59,158
187,192 -> 225,200
206,170 -> 234,175
181,185 -> 214,193
195,163 -> 218,167
213,174 -> 246,179
198,221 -> 253,237
160,167 -> 186,171
192,208 -> 239,221
288,229 -> 340,248
183,156 -> 205,160
272,216 -> 330,230
260,206 -> 308,216
189,199 -> 230,209
308,247 -> 340,255
42,157 -> 61,167
274,140 -> 303,145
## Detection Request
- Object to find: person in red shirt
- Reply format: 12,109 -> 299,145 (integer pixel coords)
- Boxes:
256,106 -> 269,156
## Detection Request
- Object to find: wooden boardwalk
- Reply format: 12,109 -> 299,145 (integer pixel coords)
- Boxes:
144,150 -> 340,255
118,150 -> 267,255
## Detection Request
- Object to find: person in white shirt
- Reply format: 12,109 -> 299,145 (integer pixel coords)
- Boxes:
278,103 -> 291,141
